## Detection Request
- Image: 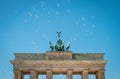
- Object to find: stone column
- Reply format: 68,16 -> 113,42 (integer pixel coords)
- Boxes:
67,69 -> 73,79
14,71 -> 24,79
14,71 -> 18,79
30,70 -> 38,79
46,69 -> 52,79
81,70 -> 88,79
96,70 -> 105,79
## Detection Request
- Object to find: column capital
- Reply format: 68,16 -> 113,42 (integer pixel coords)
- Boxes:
14,70 -> 20,72
67,69 -> 73,70
67,69 -> 73,74
30,70 -> 37,72
83,69 -> 88,72
98,69 -> 105,72
46,69 -> 51,71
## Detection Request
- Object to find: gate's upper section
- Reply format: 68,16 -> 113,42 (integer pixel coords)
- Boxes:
11,33 -> 107,74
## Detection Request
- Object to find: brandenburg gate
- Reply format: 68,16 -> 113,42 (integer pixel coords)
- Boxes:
11,32 -> 107,79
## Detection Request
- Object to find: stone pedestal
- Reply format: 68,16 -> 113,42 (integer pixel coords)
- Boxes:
82,70 -> 88,79
46,51 -> 73,60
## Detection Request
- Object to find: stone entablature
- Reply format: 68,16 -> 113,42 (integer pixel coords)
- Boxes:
11,33 -> 107,79
12,60 -> 106,73
13,51 -> 104,60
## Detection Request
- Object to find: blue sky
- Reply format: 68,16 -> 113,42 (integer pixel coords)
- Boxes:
0,0 -> 120,79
